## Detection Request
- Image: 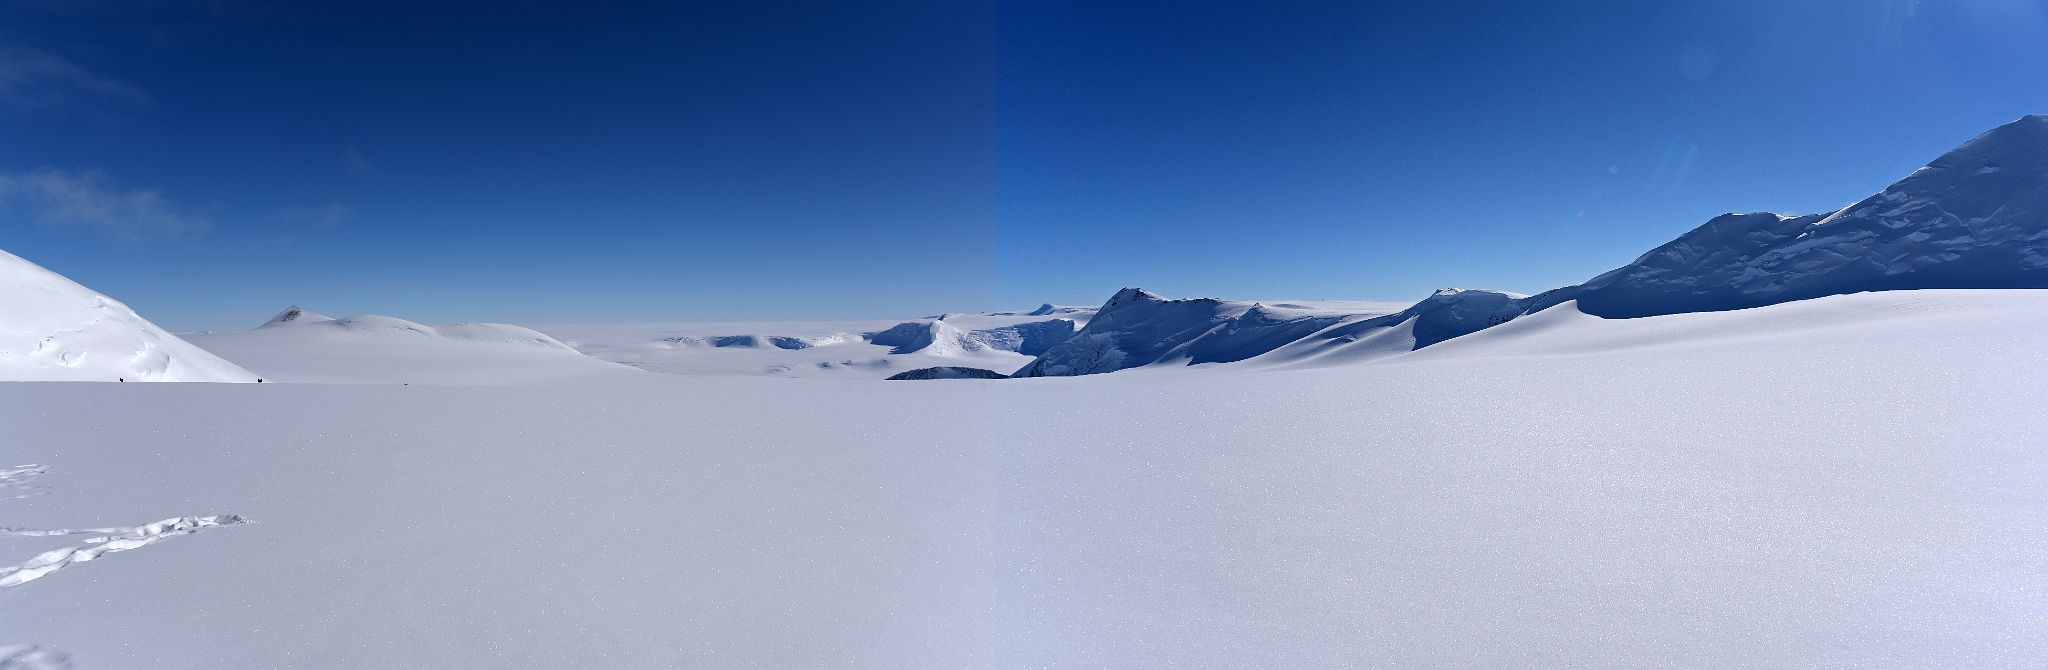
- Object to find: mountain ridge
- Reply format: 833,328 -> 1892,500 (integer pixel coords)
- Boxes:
1017,115 -> 2048,376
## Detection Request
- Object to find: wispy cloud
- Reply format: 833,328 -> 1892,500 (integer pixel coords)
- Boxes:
0,168 -> 206,240
342,146 -> 373,173
0,46 -> 149,112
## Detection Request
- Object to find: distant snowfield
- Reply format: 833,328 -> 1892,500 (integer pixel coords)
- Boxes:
533,300 -> 1410,379
186,310 -> 644,385
534,316 -> 1050,378
5,289 -> 2046,667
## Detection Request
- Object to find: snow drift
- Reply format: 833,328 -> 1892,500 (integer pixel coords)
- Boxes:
0,248 -> 255,383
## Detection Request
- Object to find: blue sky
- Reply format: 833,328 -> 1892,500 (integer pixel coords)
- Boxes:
2,0 -> 2045,330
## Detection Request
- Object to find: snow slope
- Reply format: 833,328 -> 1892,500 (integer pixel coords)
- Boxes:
1413,288 -> 2044,363
1245,287 -> 1530,370
1015,288 -> 1491,376
185,309 -> 640,385
4,289 -> 2045,667
1022,116 -> 2048,377
0,248 -> 254,383
1528,115 -> 2048,317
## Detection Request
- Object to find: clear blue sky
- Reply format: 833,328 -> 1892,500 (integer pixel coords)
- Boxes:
2,1 -> 2044,330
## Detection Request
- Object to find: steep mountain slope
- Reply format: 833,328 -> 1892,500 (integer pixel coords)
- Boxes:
1528,115 -> 2048,317
961,318 -> 1077,356
0,248 -> 255,383
866,319 -> 972,355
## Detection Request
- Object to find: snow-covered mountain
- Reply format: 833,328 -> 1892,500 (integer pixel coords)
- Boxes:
258,305 -> 332,328
10,118 -> 2048,668
867,316 -> 1078,357
1015,289 -> 1331,376
0,249 -> 255,383
185,308 -> 638,385
1528,114 -> 2048,317
1249,288 -> 1529,368
866,319 -> 975,356
13,117 -> 2048,384
1020,115 -> 2048,377
1014,288 -> 1510,376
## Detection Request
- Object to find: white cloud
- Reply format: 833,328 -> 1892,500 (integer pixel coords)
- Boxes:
0,46 -> 149,112
0,168 -> 205,240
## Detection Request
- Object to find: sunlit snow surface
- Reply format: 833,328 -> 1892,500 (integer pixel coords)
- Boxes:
0,249 -> 253,383
527,300 -> 1410,380
4,289 -> 2045,667
185,312 -> 642,385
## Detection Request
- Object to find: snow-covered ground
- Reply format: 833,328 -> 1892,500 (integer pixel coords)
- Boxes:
7,116 -> 2048,667
4,289 -> 2046,668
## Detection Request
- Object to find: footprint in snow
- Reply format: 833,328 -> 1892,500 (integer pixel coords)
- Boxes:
0,466 -> 48,502
0,644 -> 70,670
0,464 -> 245,666
0,464 -> 247,589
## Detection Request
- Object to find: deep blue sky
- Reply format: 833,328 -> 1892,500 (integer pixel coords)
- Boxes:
2,0 -> 2045,330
